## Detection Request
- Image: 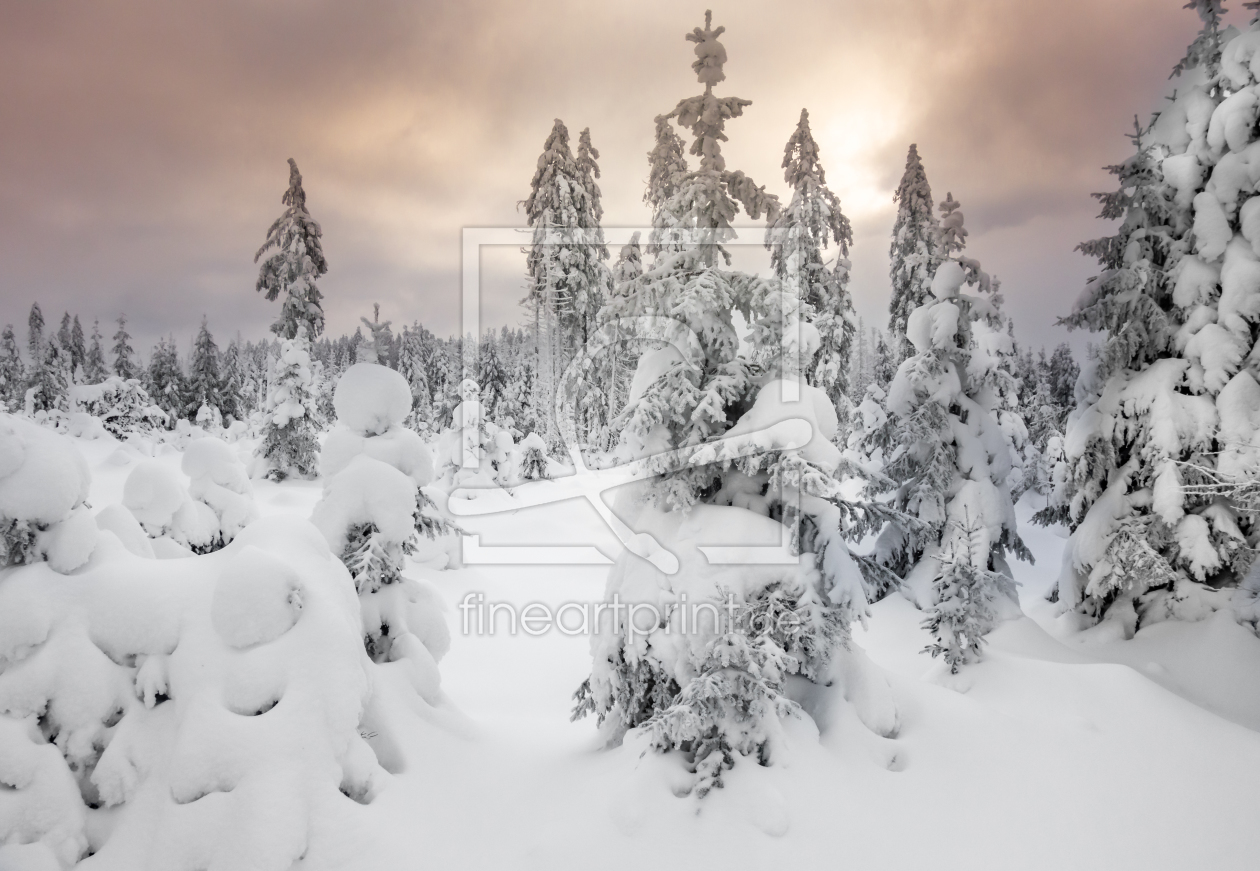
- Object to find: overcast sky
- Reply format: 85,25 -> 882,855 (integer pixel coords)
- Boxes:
0,0 -> 1235,356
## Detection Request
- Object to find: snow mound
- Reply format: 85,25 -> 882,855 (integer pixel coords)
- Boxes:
322,426 -> 434,487
0,414 -> 91,527
311,456 -> 418,552
210,546 -> 304,649
0,414 -> 97,573
0,516 -> 397,869
182,438 -> 258,543
334,363 -> 412,437
122,460 -> 219,553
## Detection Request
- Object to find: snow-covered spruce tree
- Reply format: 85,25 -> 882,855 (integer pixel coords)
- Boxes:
522,119 -> 610,449
29,334 -> 70,415
71,376 -> 166,437
111,315 -> 138,380
85,319 -> 107,384
397,324 -> 433,434
0,325 -> 24,411
24,303 -> 66,414
253,159 -> 327,480
65,314 -> 86,380
767,108 -> 856,423
314,362 -> 453,666
145,336 -> 185,427
219,338 -> 245,424
574,11 -> 896,797
1037,3 -> 1260,634
865,195 -> 1029,670
255,158 -> 328,342
256,330 -> 321,480
27,303 -> 44,368
186,316 -> 222,422
888,144 -> 942,361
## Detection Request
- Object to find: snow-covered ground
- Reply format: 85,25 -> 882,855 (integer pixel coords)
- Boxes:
6,432 -> 1260,870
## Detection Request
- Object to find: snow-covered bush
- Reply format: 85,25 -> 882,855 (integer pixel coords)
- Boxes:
182,438 -> 258,547
322,362 -> 451,542
0,516 -> 399,868
122,460 -> 219,555
69,376 -> 166,438
0,414 -> 98,572
513,432 -> 551,483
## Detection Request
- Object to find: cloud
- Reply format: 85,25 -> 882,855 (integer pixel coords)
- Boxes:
0,0 -> 1226,356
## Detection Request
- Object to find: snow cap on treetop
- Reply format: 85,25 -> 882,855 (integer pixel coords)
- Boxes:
687,10 -> 727,87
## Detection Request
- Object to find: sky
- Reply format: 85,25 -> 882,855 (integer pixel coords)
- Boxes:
0,0 -> 1238,357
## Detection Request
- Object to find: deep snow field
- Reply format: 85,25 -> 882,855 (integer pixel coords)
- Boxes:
5,429 -> 1260,871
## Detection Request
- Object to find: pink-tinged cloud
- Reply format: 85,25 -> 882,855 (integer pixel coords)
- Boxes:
0,0 -> 1228,354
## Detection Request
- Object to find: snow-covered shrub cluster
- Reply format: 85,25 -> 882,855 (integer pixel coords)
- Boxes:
0,516 -> 397,869
68,377 -> 166,438
0,414 -> 99,574
313,363 -> 453,679
121,439 -> 257,557
434,378 -> 560,489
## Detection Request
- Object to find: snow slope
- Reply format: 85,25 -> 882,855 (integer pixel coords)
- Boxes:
3,434 -> 1260,870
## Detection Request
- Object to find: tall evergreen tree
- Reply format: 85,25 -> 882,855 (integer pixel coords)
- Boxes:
767,108 -> 856,419
69,316 -> 86,378
888,144 -> 941,360
254,158 -> 328,341
219,339 -> 244,423
522,119 -> 610,448
112,315 -> 138,380
864,194 -> 1029,664
1038,2 -> 1256,634
27,304 -> 44,368
146,337 -> 185,426
84,319 -> 107,384
254,159 -> 327,479
0,325 -> 24,411
575,11 -> 889,796
397,324 -> 432,433
187,317 -> 223,420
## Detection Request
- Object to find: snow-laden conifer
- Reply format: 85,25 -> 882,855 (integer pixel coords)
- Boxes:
575,11 -> 897,797
888,145 -> 941,361
254,158 -> 328,342
187,317 -> 222,421
523,120 -> 610,448
146,337 -> 185,427
253,159 -> 328,479
1038,3 -> 1260,634
0,326 -> 24,411
84,319 -> 107,384
767,108 -> 856,420
112,315 -> 138,380
865,194 -> 1029,669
